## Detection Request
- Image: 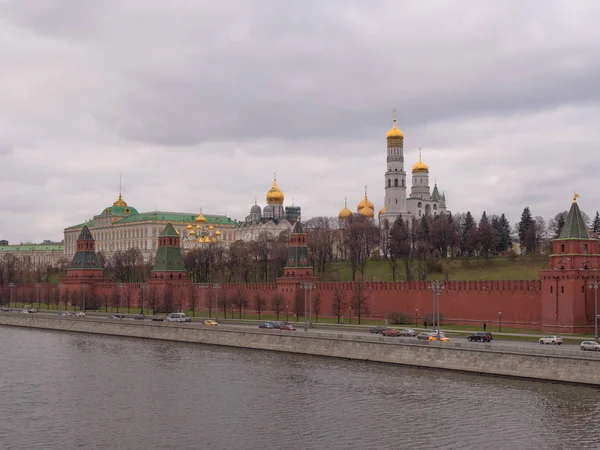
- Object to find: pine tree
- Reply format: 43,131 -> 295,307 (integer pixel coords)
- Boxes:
518,207 -> 534,253
497,214 -> 512,252
478,211 -> 498,259
593,212 -> 600,236
461,211 -> 475,254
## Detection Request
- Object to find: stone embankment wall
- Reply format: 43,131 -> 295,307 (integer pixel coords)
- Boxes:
1,314 -> 598,386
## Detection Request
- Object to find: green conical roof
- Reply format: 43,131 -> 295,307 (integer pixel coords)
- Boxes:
558,199 -> 589,239
152,223 -> 186,272
68,225 -> 103,271
291,219 -> 304,234
432,184 -> 440,202
78,225 -> 94,240
160,223 -> 179,237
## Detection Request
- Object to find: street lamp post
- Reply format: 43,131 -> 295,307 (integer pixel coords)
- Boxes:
590,281 -> 600,342
57,283 -> 63,310
213,283 -> 220,320
118,283 -> 125,316
300,282 -> 313,331
428,281 -> 445,341
415,308 -> 418,328
81,283 -> 87,312
8,283 -> 15,309
349,306 -> 352,325
498,311 -> 502,333
197,284 -> 207,321
140,283 -> 147,315
35,283 -> 41,310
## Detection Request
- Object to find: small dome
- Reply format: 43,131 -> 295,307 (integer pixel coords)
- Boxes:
359,206 -> 374,218
251,203 -> 261,214
195,224 -> 201,229
357,193 -> 374,212
208,225 -> 214,230
379,206 -> 386,216
338,199 -> 352,219
195,213 -> 206,223
189,229 -> 196,236
215,230 -> 221,236
412,152 -> 429,173
386,116 -> 404,139
186,224 -> 193,230
266,178 -> 284,204
113,194 -> 127,207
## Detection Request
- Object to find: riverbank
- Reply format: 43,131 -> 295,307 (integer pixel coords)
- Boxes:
1,314 -> 599,386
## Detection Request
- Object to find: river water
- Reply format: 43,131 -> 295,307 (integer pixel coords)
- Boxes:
0,327 -> 599,450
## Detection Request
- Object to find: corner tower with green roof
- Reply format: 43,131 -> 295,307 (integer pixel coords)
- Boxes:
66,225 -> 104,280
151,223 -> 188,280
540,194 -> 600,333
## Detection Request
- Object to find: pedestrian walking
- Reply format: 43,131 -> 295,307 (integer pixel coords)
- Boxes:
483,322 -> 487,332
424,320 -> 428,329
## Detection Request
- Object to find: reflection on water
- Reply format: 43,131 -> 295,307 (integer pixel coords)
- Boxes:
0,327 -> 599,450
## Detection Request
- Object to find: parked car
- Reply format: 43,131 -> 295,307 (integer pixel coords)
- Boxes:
204,320 -> 218,326
0,308 -> 10,312
74,312 -> 86,317
111,313 -> 125,319
133,314 -> 145,320
27,308 -> 38,313
280,324 -> 296,331
429,329 -> 445,337
382,329 -> 401,337
58,311 -> 73,317
151,316 -> 164,322
429,335 -> 451,342
580,341 -> 600,351
399,329 -> 417,337
259,322 -> 274,329
271,321 -> 289,329
166,313 -> 188,323
416,332 -> 431,340
19,309 -> 30,314
539,336 -> 563,345
369,326 -> 388,334
467,332 -> 493,342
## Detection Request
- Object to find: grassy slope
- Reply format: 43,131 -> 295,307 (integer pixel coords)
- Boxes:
325,255 -> 549,282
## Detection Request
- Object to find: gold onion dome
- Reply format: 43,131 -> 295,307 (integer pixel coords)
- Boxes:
215,230 -> 221,236
338,199 -> 352,219
412,152 -> 429,173
195,224 -> 201,229
208,225 -> 214,230
379,205 -> 386,216
113,194 -> 128,207
266,178 -> 284,204
195,213 -> 206,223
359,206 -> 374,218
186,224 -> 193,230
386,116 -> 404,139
189,229 -> 196,236
357,193 -> 374,212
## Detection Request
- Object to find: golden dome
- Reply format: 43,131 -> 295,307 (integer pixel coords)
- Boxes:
197,237 -> 203,242
195,224 -> 201,229
195,213 -> 206,223
338,198 -> 352,219
359,206 -> 374,218
386,114 -> 404,139
266,177 -> 284,204
186,224 -> 193,230
204,236 -> 211,243
357,189 -> 374,212
379,205 -> 386,216
113,194 -> 128,207
215,230 -> 221,236
412,151 -> 429,173
189,229 -> 196,236
208,225 -> 214,230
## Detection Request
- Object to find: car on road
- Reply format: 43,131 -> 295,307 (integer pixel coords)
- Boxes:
580,341 -> 600,351
399,329 -> 417,337
416,332 -> 431,340
429,335 -> 451,342
382,329 -> 401,337
27,308 -> 38,313
19,309 -> 30,314
280,324 -> 296,331
369,326 -> 388,334
270,321 -> 289,329
133,314 -> 145,320
111,313 -> 125,319
259,322 -> 274,329
0,308 -> 10,312
166,313 -> 189,323
74,312 -> 86,317
151,316 -> 164,322
58,311 -> 73,317
539,335 -> 563,345
204,320 -> 218,326
467,332 -> 493,342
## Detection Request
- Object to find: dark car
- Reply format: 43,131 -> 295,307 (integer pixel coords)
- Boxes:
369,326 -> 388,334
151,316 -> 164,322
111,313 -> 125,319
133,314 -> 145,320
0,308 -> 10,312
416,332 -> 431,340
259,322 -> 274,329
271,321 -> 289,329
382,329 -> 401,337
467,332 -> 493,342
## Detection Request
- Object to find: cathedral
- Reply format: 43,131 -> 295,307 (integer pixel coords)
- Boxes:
339,115 -> 448,225
235,177 -> 301,241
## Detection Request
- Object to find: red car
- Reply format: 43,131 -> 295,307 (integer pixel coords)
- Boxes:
280,324 -> 297,331
382,329 -> 400,337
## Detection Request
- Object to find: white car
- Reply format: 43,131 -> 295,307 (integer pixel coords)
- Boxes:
75,312 -> 86,317
580,341 -> 600,351
166,313 -> 189,323
19,309 -> 30,314
539,335 -> 563,345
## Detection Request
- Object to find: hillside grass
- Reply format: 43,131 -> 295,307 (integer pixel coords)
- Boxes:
324,255 -> 549,282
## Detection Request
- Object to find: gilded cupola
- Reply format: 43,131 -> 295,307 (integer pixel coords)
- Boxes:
338,198 -> 352,220
379,205 -> 386,217
412,151 -> 429,173
357,187 -> 374,212
195,212 -> 206,223
113,194 -> 127,207
386,111 -> 404,140
266,177 -> 284,204
359,206 -> 375,218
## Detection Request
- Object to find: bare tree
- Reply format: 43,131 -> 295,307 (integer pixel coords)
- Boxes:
294,288 -> 304,321
254,292 -> 266,320
331,286 -> 347,324
343,214 -> 380,281
305,216 -> 337,275
351,281 -> 370,325
271,293 -> 285,320
313,292 -> 322,323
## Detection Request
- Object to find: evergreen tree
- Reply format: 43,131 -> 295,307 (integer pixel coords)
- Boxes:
461,211 -> 475,255
549,211 -> 567,239
497,214 -> 512,252
418,215 -> 430,241
593,212 -> 600,236
390,217 -> 412,281
518,207 -> 534,253
478,211 -> 498,259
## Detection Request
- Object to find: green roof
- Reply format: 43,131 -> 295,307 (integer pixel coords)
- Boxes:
152,247 -> 186,272
160,223 -> 179,237
101,205 -> 140,216
0,244 -> 64,252
558,201 -> 590,239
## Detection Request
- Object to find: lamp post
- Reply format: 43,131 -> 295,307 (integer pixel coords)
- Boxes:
196,284 -> 207,321
81,283 -> 87,312
349,306 -> 352,325
8,283 -> 15,309
57,282 -> 63,310
35,283 -> 41,310
428,281 -> 445,340
300,282 -> 314,331
213,283 -> 220,320
590,281 -> 600,342
140,283 -> 147,315
286,303 -> 289,322
118,283 -> 125,316
415,308 -> 418,328
498,311 -> 502,333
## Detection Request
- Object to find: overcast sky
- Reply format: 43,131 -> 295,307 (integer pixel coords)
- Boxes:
1,0 -> 600,244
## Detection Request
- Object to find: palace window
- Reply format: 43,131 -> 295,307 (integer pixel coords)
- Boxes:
584,244 -> 589,253
561,244 -> 565,253
561,286 -> 564,294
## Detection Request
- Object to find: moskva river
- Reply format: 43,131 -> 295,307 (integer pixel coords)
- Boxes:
1,327 -> 599,450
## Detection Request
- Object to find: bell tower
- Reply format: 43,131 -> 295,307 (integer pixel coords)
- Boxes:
383,111 -> 407,217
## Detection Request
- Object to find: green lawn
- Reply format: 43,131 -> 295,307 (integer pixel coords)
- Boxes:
324,255 -> 549,282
